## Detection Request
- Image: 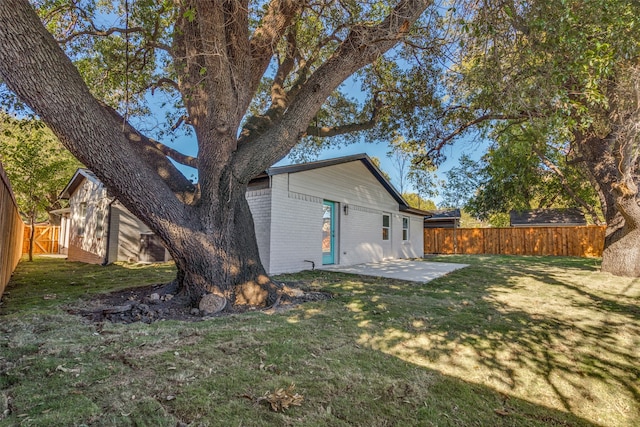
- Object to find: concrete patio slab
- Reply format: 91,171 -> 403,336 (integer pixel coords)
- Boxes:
319,259 -> 468,283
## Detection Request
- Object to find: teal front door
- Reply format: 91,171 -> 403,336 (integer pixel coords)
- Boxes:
322,201 -> 335,265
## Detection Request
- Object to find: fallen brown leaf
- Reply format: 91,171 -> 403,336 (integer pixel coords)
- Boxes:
258,384 -> 304,412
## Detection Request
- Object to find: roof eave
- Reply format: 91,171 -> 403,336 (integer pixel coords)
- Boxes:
400,205 -> 433,216
59,168 -> 98,199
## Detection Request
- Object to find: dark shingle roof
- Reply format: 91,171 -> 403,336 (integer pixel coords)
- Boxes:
509,208 -> 587,227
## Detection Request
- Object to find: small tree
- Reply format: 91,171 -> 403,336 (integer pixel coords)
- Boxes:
0,115 -> 80,260
387,136 -> 411,194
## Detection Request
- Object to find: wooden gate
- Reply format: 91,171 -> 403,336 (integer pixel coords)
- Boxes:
23,225 -> 60,255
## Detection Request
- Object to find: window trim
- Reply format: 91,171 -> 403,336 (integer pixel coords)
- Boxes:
382,213 -> 391,241
402,216 -> 409,241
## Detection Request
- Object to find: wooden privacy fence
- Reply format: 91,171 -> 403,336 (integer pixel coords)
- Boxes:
22,225 -> 60,255
424,226 -> 606,258
0,162 -> 25,297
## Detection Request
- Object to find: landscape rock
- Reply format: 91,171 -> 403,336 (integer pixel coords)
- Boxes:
198,294 -> 227,315
282,285 -> 304,298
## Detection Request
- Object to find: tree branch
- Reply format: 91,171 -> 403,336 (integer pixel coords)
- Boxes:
234,0 -> 432,180
427,113 -> 529,157
248,0 -> 303,99
148,138 -> 198,169
532,146 -> 603,225
304,98 -> 382,138
170,115 -> 193,131
56,26 -> 146,44
98,102 -> 197,194
270,29 -> 298,112
149,77 -> 180,94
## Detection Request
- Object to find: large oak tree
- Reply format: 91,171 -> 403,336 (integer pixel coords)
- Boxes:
420,0 -> 640,276
0,0 -> 437,306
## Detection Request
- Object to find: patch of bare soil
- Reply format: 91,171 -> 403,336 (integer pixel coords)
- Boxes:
68,282 -> 332,324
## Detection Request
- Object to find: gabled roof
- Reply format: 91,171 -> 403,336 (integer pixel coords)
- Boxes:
59,168 -> 101,199
265,153 -> 430,216
510,208 -> 587,227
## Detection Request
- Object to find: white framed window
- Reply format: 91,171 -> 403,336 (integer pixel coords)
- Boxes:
382,213 -> 390,241
402,216 -> 409,241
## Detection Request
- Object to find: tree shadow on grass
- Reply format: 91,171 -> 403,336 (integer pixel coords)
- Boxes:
289,258 -> 639,427
0,257 -> 632,426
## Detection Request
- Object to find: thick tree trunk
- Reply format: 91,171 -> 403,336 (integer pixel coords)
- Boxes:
160,176 -> 281,307
28,214 -> 35,262
602,227 -> 640,276
578,132 -> 640,277
600,181 -> 640,276
0,0 -> 432,306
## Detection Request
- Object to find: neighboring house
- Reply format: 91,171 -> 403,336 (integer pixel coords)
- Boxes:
57,169 -> 170,264
509,208 -> 587,227
423,209 -> 461,229
57,154 -> 427,273
50,207 -> 70,255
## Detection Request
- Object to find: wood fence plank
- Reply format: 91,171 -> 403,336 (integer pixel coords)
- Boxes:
424,226 -> 606,258
1,162 -> 24,298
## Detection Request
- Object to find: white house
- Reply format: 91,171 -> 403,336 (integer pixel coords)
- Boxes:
56,154 -> 427,272
247,153 -> 426,274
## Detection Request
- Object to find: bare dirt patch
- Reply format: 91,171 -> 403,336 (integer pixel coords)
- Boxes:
68,281 -> 332,324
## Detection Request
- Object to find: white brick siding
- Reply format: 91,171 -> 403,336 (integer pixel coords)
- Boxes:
266,175 -> 323,274
246,188 -> 272,272
339,205 -> 384,265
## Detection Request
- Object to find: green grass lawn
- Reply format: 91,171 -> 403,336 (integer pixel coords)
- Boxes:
0,255 -> 638,426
